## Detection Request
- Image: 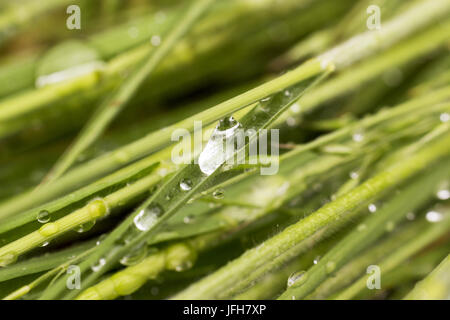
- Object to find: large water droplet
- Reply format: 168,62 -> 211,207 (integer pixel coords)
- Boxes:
133,205 -> 163,231
198,116 -> 243,176
179,179 -> 193,191
368,203 -> 377,213
287,271 -> 307,287
37,210 -> 50,223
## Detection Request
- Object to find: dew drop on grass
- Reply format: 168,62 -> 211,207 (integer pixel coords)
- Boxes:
198,116 -> 242,176
120,245 -> 147,266
440,112 -> 449,123
179,179 -> 193,191
183,215 -> 195,224
426,210 -> 443,223
133,205 -> 163,231
436,185 -> 449,200
75,220 -> 96,233
368,203 -> 377,213
287,271 -> 307,287
37,210 -> 50,223
41,241 -> 50,247
91,258 -> 106,272
352,131 -> 364,142
349,171 -> 359,180
212,188 -> 225,199
0,251 -> 17,267
175,260 -> 194,272
313,256 -> 321,265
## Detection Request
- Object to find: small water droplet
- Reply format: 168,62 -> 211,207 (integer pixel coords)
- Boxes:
41,241 -> 50,247
352,131 -> 364,143
37,210 -> 50,223
212,188 -> 225,199
286,117 -> 297,127
91,258 -> 106,272
183,215 -> 195,224
350,171 -> 359,180
313,256 -> 321,265
0,251 -> 17,267
284,90 -> 292,97
426,210 -> 443,223
75,220 -> 95,233
440,112 -> 449,123
368,204 -> 377,213
287,271 -> 307,287
179,179 -> 193,191
133,205 -> 163,231
175,261 -> 194,272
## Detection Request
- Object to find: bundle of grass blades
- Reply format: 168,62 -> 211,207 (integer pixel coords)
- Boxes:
0,0 -> 449,301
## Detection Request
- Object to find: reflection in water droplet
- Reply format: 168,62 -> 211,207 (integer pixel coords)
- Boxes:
287,271 -> 307,287
426,210 -> 443,223
179,179 -> 193,191
198,116 -> 242,176
133,205 -> 163,231
37,210 -> 50,223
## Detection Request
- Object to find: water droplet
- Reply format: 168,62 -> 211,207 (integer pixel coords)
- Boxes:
91,258 -> 106,272
120,245 -> 147,266
426,210 -> 443,223
290,103 -> 301,113
287,271 -> 307,287
183,215 -> 195,224
350,171 -> 359,180
37,210 -> 50,223
260,97 -> 271,102
440,112 -> 449,123
436,189 -> 450,200
198,116 -> 243,176
179,179 -> 193,191
133,205 -> 163,231
41,241 -> 50,247
352,131 -> 364,142
368,204 -> 377,213
75,220 -> 95,233
325,261 -> 336,275
0,251 -> 17,267
212,188 -> 225,199
284,90 -> 292,97
151,35 -> 161,46
175,261 -> 194,272
313,256 -> 321,265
